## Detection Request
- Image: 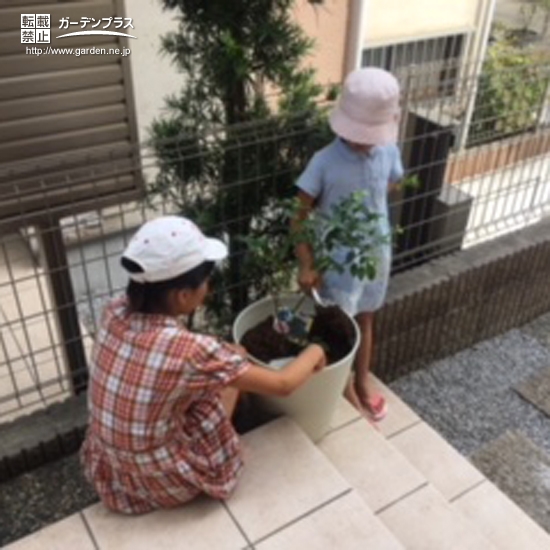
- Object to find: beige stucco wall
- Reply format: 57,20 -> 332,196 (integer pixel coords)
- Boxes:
128,0 -> 180,142
364,0 -> 481,45
293,0 -> 487,86
131,0 -> 351,132
293,0 -> 351,86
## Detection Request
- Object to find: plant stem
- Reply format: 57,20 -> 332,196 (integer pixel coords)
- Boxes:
272,286 -> 280,319
291,292 -> 307,315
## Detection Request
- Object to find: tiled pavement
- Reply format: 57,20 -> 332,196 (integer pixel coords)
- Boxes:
5,382 -> 550,550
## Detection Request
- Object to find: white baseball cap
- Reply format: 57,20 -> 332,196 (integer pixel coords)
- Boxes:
329,67 -> 400,145
122,216 -> 227,283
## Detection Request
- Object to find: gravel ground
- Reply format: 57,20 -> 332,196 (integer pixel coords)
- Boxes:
390,311 -> 550,533
391,322 -> 550,456
471,430 -> 550,533
0,454 -> 98,547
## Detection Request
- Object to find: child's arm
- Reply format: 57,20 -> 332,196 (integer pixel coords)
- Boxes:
292,190 -> 319,293
230,344 -> 326,397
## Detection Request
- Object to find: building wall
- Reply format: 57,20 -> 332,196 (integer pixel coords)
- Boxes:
293,0 -> 491,87
132,0 -> 352,134
364,0 -> 481,46
293,0 -> 351,87
128,0 -> 180,142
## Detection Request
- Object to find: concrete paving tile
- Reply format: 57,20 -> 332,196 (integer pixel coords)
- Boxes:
319,418 -> 425,513
84,497 -> 247,550
328,397 -> 360,431
379,484 -> 498,550
4,514 -> 95,550
226,418 -> 349,542
471,430 -> 550,533
256,491 -> 405,550
452,481 -> 550,550
390,422 -> 484,501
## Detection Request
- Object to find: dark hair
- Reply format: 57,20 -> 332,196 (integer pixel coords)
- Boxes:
121,258 -> 215,314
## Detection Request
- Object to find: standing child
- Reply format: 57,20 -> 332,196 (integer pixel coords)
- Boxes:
81,216 -> 326,514
294,68 -> 404,421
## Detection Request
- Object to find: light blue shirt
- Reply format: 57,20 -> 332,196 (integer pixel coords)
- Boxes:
296,138 -> 404,314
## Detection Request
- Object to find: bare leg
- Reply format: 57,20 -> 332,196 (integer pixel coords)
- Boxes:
344,311 -> 387,420
221,387 -> 240,418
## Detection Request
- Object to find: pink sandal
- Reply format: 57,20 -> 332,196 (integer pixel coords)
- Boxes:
363,394 -> 388,422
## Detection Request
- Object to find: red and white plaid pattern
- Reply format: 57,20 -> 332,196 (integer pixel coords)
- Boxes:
81,297 -> 251,514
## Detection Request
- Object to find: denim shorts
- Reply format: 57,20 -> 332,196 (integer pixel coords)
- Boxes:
319,248 -> 391,317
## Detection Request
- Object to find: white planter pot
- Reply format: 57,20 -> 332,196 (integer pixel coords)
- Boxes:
232,294 -> 360,442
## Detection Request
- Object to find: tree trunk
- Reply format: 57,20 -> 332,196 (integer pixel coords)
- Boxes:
223,74 -> 251,314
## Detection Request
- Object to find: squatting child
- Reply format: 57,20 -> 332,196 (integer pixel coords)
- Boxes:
81,216 -> 326,514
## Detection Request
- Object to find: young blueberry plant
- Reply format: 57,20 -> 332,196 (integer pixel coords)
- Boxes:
243,190 -> 390,340
298,190 -> 391,281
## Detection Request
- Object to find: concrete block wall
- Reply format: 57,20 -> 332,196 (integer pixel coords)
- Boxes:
0,394 -> 87,482
375,215 -> 550,381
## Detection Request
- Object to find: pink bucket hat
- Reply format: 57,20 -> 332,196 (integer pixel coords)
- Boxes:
329,67 -> 401,145
122,216 -> 227,283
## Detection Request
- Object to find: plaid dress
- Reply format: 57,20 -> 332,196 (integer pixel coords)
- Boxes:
81,297 -> 251,514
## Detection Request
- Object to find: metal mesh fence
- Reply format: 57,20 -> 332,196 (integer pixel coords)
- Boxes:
0,59 -> 549,421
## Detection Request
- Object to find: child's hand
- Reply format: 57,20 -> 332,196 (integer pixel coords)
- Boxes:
298,266 -> 320,294
307,344 -> 327,372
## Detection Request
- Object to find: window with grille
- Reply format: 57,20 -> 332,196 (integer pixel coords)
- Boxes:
362,34 -> 466,98
0,0 -> 142,225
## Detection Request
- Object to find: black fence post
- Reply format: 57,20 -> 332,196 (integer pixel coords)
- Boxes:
395,112 -> 456,270
37,220 -> 88,394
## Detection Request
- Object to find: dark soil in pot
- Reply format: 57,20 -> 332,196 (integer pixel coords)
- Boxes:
309,305 -> 357,362
241,305 -> 356,365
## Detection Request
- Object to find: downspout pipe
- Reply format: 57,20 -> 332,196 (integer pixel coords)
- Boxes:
344,0 -> 368,75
